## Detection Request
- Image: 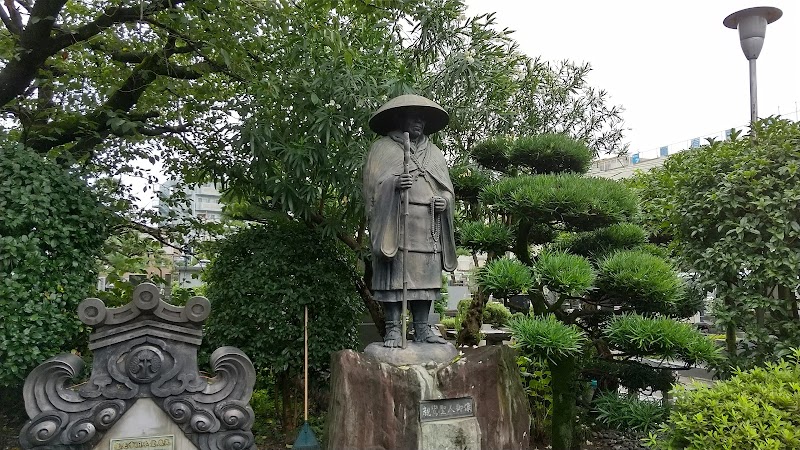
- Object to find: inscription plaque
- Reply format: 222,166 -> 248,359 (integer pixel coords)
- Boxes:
110,435 -> 175,450
419,397 -> 474,422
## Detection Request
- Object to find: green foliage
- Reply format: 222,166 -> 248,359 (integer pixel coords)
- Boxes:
605,314 -> 722,366
556,223 -> 647,258
440,316 -> 456,329
457,297 -> 473,318
510,134 -> 593,175
482,174 -> 639,231
457,220 -> 514,256
203,221 -> 363,377
483,301 -> 512,326
595,250 -> 684,314
633,118 -> 800,364
479,257 -> 533,300
535,250 -> 595,297
586,359 -> 675,395
0,146 -> 109,387
517,355 -> 553,443
509,314 -> 587,363
450,164 -> 493,202
650,351 -> 800,449
470,136 -> 513,173
594,393 -> 668,433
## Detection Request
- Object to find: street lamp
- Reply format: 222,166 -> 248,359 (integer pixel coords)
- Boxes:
724,6 -> 782,126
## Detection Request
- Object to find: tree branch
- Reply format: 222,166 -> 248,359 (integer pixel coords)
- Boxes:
139,123 -> 191,136
0,0 -> 191,108
0,1 -> 20,35
0,0 -> 67,106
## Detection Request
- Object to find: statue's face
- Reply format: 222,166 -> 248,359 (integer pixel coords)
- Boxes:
401,114 -> 426,140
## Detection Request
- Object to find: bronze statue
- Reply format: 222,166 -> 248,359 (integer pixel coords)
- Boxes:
363,94 -> 457,348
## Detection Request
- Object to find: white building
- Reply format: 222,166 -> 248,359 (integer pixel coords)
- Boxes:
157,180 -> 224,223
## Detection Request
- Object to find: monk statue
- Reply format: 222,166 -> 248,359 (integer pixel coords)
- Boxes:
363,94 -> 457,348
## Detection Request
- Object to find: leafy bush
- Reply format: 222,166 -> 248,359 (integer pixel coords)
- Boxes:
535,250 -> 595,296
483,301 -> 512,327
0,147 -> 109,387
479,257 -> 532,300
649,351 -> 800,449
471,136 -> 513,173
203,220 -> 364,377
595,250 -> 684,314
517,355 -> 553,443
594,392 -> 668,433
605,314 -> 722,366
440,316 -> 456,329
510,134 -> 593,174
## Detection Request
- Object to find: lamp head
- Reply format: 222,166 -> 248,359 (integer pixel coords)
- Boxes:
724,6 -> 782,60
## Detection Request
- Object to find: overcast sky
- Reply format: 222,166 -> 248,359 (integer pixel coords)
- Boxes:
465,0 -> 800,158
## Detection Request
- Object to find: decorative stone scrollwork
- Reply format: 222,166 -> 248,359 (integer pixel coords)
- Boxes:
20,283 -> 257,450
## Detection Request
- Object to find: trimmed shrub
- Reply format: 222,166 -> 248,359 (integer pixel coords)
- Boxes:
649,352 -> 800,449
595,250 -> 683,313
450,164 -> 493,201
479,257 -> 532,300
457,220 -> 514,256
605,314 -> 722,366
535,250 -> 595,297
482,174 -> 639,231
510,134 -> 593,174
471,136 -> 513,173
483,301 -> 512,327
557,222 -> 647,258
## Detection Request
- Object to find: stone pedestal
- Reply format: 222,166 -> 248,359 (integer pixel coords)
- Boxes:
325,345 -> 530,450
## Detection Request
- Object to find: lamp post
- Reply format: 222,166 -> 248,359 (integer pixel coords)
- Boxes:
723,6 -> 782,126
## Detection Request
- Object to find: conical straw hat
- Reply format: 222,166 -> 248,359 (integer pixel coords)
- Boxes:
369,94 -> 449,136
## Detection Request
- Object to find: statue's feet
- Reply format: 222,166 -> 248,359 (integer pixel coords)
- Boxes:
413,323 -> 447,344
384,324 -> 402,348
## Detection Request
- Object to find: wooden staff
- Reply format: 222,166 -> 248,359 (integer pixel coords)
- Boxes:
304,305 -> 309,421
402,131 -> 411,349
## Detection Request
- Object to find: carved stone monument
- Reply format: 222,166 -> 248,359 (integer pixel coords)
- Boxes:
19,283 -> 257,450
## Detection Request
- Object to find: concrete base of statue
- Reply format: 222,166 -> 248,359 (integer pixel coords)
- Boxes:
324,345 -> 530,450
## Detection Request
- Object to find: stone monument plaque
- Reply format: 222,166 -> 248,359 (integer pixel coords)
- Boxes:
111,435 -> 174,450
419,397 -> 474,422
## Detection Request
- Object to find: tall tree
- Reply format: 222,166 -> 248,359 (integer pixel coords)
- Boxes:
631,118 -> 800,368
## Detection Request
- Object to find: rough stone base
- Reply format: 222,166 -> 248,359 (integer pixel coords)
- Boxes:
363,341 -> 458,366
325,346 -> 530,450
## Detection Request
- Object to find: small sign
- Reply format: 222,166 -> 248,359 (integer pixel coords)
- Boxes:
420,397 -> 474,422
110,435 -> 174,450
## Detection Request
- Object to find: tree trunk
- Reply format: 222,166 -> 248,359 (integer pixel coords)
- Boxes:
724,295 -> 737,356
280,373 -> 300,441
355,262 -> 385,337
530,289 -> 548,316
457,287 -> 488,346
514,220 -> 533,266
549,355 -> 577,450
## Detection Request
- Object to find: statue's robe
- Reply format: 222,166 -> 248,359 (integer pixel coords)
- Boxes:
363,131 -> 457,302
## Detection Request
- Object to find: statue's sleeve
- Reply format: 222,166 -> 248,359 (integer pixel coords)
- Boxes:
363,140 -> 402,258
